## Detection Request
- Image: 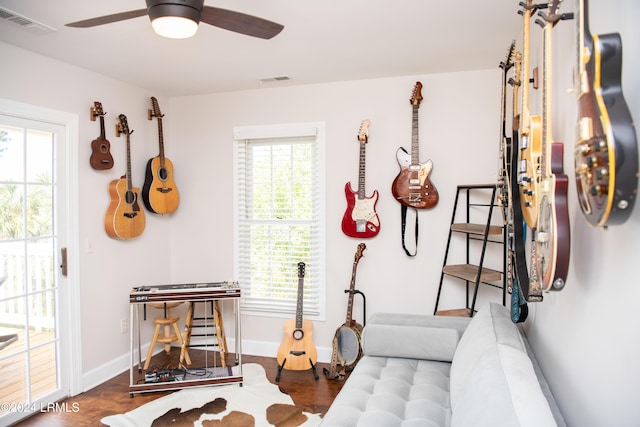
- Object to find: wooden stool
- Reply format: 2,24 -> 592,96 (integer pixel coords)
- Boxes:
180,300 -> 228,368
144,302 -> 191,371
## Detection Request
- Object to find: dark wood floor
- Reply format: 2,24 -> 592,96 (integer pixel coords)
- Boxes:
14,352 -> 346,426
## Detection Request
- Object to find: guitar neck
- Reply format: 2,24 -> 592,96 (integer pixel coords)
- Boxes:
411,105 -> 420,165
157,118 -> 166,168
541,15 -> 553,179
520,1 -> 535,130
99,116 -> 106,139
126,134 -> 134,193
345,262 -> 358,324
295,275 -> 304,329
357,140 -> 366,199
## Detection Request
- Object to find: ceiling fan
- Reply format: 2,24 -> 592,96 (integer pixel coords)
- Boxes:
65,0 -> 284,40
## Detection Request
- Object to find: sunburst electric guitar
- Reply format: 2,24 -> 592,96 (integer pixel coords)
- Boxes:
276,262 -> 318,381
530,0 -> 571,292
104,114 -> 146,239
518,0 -> 543,229
574,0 -> 638,227
89,101 -> 114,170
391,82 -> 439,209
142,97 -> 180,215
342,120 -> 380,238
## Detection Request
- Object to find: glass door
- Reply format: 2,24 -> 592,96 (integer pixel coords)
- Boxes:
0,114 -> 70,424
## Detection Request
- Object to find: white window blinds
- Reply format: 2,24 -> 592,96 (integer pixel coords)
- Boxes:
233,123 -> 325,319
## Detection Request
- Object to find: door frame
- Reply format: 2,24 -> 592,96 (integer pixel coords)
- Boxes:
0,98 -> 82,397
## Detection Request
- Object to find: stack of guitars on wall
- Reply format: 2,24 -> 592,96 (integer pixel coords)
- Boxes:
498,0 -> 638,323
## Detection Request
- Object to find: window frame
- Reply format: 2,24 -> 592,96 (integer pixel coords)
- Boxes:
233,122 -> 326,321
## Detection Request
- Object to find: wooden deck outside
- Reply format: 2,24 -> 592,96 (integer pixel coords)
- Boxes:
0,328 -> 57,413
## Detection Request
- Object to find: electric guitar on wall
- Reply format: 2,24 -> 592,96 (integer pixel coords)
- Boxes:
341,120 -> 380,238
335,243 -> 366,369
504,49 -> 530,322
276,262 -> 318,381
531,0 -> 571,292
104,114 -> 146,239
89,101 -> 114,170
517,0 -> 543,229
391,82 -> 439,209
142,96 -> 180,215
573,0 -> 638,227
497,41 -> 516,222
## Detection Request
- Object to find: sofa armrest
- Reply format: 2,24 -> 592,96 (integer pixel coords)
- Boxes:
362,322 -> 463,362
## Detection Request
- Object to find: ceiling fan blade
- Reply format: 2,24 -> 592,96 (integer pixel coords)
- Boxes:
66,9 -> 148,28
200,6 -> 283,39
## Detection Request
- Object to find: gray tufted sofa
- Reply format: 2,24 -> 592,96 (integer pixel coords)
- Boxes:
320,303 -> 566,427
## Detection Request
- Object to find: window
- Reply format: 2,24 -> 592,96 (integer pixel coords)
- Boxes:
233,123 -> 325,319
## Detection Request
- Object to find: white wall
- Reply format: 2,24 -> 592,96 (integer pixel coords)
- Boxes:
1,0 -> 638,424
521,0 -> 640,426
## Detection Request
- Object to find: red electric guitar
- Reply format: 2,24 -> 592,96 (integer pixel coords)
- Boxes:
341,119 -> 380,238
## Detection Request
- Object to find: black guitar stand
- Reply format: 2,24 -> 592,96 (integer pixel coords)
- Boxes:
345,289 -> 366,327
275,357 -> 319,382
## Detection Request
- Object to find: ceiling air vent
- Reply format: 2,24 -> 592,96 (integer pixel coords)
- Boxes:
259,76 -> 291,84
0,6 -> 56,32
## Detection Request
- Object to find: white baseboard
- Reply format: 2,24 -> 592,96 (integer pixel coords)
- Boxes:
81,339 -> 332,392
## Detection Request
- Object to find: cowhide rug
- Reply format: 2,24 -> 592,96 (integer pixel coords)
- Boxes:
101,363 -> 321,427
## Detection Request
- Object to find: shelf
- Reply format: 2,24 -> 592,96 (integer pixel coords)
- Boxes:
435,308 -> 476,317
443,264 -> 502,283
451,223 -> 503,236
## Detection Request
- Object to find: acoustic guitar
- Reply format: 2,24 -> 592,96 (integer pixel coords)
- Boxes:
531,0 -> 571,292
276,262 -> 318,380
104,114 -> 146,239
517,0 -> 543,229
335,243 -> 366,369
142,97 -> 180,215
89,101 -> 114,170
341,120 -> 380,238
391,82 -> 439,209
574,0 -> 638,227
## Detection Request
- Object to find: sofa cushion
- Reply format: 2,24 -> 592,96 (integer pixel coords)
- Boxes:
449,303 -> 557,427
449,302 -> 526,407
320,356 -> 452,427
363,324 -> 460,362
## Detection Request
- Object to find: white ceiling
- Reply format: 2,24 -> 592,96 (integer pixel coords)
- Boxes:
0,0 -> 523,97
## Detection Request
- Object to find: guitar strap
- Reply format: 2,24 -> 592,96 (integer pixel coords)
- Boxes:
323,335 -> 345,381
401,205 -> 419,257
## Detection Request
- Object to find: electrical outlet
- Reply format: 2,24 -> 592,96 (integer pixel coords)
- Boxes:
120,318 -> 128,334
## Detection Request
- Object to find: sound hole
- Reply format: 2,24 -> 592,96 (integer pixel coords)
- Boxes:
293,329 -> 304,340
100,144 -> 109,154
158,167 -> 168,181
125,190 -> 136,205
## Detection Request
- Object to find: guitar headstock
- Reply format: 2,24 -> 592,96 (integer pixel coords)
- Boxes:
91,101 -> 105,121
500,40 -> 516,70
410,82 -> 423,107
354,243 -> 366,263
149,96 -> 164,121
358,119 -> 370,143
115,114 -> 132,137
297,262 -> 306,278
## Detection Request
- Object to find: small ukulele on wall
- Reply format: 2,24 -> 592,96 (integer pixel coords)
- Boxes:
89,101 -> 114,170
142,97 -> 180,215
341,119 -> 380,238
104,114 -> 146,239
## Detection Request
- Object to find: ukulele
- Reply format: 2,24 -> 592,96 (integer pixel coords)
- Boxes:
334,243 -> 366,369
142,97 -> 180,215
341,120 -> 380,238
503,48 -> 530,322
574,0 -> 638,227
391,82 -> 439,209
531,1 -> 571,292
104,114 -> 146,239
517,0 -> 543,229
276,262 -> 318,380
89,101 -> 114,170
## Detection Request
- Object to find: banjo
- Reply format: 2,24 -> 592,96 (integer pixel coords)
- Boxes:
334,243 -> 366,369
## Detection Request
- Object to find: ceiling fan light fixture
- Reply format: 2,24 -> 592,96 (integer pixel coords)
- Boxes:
151,15 -> 198,38
148,1 -> 202,39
